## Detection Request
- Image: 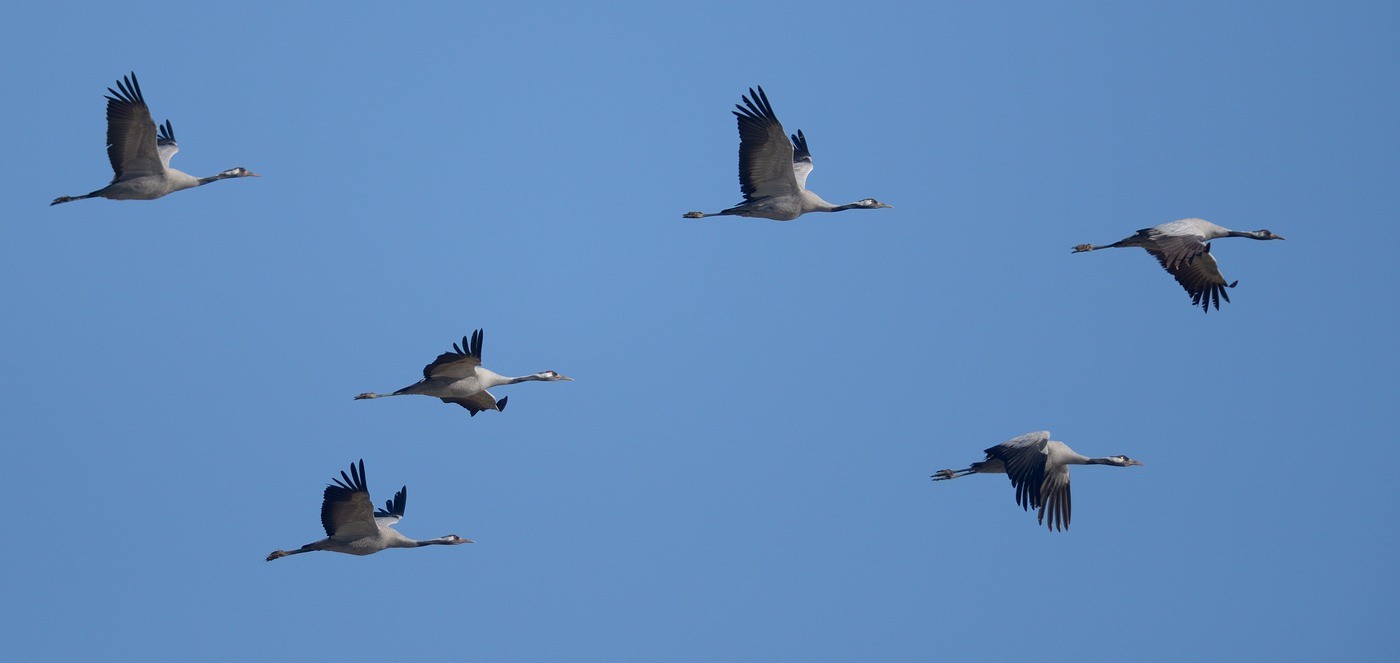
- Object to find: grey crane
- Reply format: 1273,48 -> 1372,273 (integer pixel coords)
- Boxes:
51,72 -> 258,206
682,86 -> 891,221
1073,218 -> 1284,312
267,459 -> 471,561
931,431 -> 1143,531
355,329 -> 572,416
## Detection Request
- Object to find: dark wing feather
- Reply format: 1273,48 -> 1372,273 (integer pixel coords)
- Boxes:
986,432 -> 1051,512
320,459 -> 377,539
441,391 -> 500,416
789,130 -> 814,190
375,485 -> 407,518
790,130 -> 811,161
422,329 -> 484,379
103,73 -> 163,181
156,119 -> 179,168
1149,244 -> 1236,312
733,86 -> 800,201
1038,467 -> 1072,532
1144,231 -> 1208,270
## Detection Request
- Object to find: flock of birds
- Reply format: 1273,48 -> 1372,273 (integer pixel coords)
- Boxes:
52,73 -> 1286,554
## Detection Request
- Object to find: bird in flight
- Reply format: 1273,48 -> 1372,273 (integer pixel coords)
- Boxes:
1073,218 -> 1284,312
267,459 -> 471,561
683,86 -> 891,221
355,329 -> 572,416
932,431 -> 1143,531
52,72 -> 258,206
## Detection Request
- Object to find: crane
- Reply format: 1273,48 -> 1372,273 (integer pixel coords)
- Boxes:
931,431 -> 1143,531
51,72 -> 258,206
266,459 -> 470,561
355,329 -> 572,415
1073,218 -> 1285,312
683,86 -> 891,221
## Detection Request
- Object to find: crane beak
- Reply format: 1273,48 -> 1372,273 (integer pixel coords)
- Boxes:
879,202 -> 893,209
558,375 -> 574,381
1130,460 -> 1145,466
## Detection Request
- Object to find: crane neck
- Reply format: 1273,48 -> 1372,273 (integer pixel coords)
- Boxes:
197,172 -> 237,185
503,372 -> 552,385
1082,457 -> 1124,465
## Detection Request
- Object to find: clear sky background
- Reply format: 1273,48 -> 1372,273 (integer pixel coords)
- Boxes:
2,2 -> 1397,660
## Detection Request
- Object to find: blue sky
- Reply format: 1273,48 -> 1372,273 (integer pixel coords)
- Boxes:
2,2 -> 1397,660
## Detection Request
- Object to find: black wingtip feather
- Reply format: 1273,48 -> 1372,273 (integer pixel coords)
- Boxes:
104,72 -> 147,108
734,85 -> 779,123
374,486 -> 408,518
498,395 -> 508,412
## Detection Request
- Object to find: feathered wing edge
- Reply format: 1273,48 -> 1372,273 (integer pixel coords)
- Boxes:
420,328 -> 486,379
1149,244 -> 1237,312
375,486 -> 407,519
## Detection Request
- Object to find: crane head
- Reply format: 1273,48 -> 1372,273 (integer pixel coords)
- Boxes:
1251,229 -> 1285,240
1107,456 -> 1144,467
855,198 -> 892,210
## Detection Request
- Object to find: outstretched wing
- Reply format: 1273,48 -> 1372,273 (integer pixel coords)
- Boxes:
1148,244 -> 1236,312
156,119 -> 179,169
374,485 -> 407,527
733,86 -> 800,201
789,130 -> 814,191
985,431 -> 1052,513
104,72 -> 164,181
422,329 -> 485,379
321,459 -> 378,540
1145,229 -> 1209,270
441,391 -> 504,416
1037,464 -> 1072,532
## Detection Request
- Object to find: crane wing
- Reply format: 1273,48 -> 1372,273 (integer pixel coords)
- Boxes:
1149,244 -> 1236,312
985,431 -> 1051,513
1145,231 -> 1208,270
374,485 -> 407,527
1037,465 -> 1072,532
156,119 -> 179,169
790,130 -> 814,191
104,73 -> 164,182
441,391 -> 504,416
321,459 -> 379,540
733,86 -> 800,201
422,329 -> 485,379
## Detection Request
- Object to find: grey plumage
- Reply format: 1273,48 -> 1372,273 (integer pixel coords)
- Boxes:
931,431 -> 1143,531
266,459 -> 470,561
354,328 -> 573,416
51,72 -> 259,206
1073,218 -> 1285,312
683,86 -> 891,221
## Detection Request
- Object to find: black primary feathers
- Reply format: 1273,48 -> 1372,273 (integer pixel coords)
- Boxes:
376,486 -> 407,519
